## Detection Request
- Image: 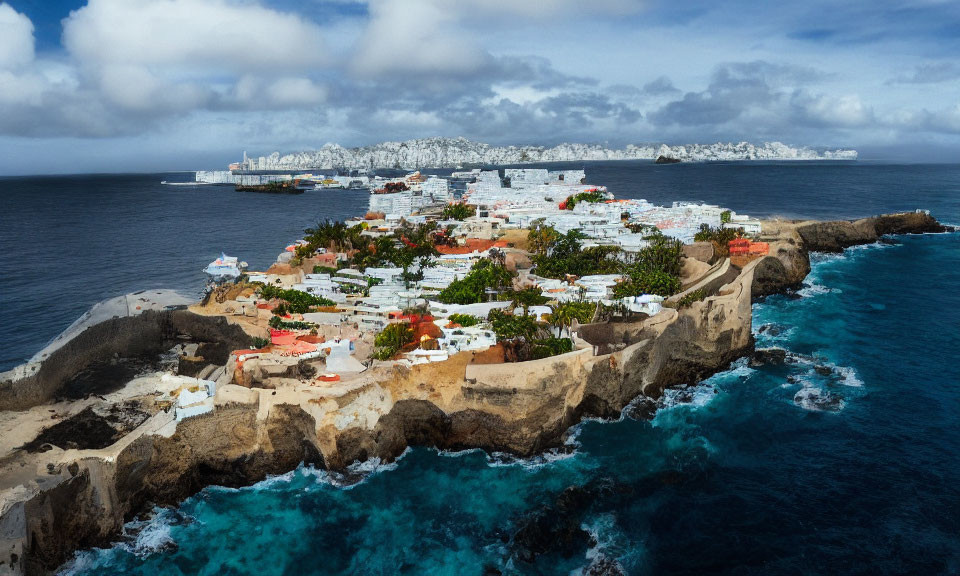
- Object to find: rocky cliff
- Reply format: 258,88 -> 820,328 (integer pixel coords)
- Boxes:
0,311 -> 252,412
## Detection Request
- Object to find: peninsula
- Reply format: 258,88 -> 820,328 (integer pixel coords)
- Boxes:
0,168 -> 948,575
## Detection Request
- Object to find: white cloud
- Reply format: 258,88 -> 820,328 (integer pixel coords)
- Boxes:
0,3 -> 35,69
351,0 -> 491,76
794,93 -> 873,127
350,0 -> 644,77
62,0 -> 328,72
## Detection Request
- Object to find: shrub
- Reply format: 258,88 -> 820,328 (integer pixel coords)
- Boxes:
268,316 -> 313,330
373,323 -> 414,360
531,229 -> 622,279
720,210 -> 732,224
441,202 -> 476,220
313,265 -> 338,275
527,222 -> 559,256
693,224 -> 743,251
677,288 -> 708,308
488,309 -> 540,341
447,313 -> 482,327
548,301 -> 596,327
252,337 -> 270,348
614,237 -> 685,298
258,285 -> 335,313
530,337 -> 574,360
436,258 -> 515,304
561,190 -> 606,210
508,287 -> 550,312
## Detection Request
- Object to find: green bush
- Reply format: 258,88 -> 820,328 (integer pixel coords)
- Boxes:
373,323 -> 414,360
562,190 -> 606,210
531,230 -> 622,279
548,301 -> 596,327
530,337 -> 574,359
720,210 -> 732,224
312,265 -> 338,275
447,313 -> 483,327
677,288 -> 708,308
441,203 -> 476,220
693,224 -> 743,246
488,309 -> 540,341
436,258 -> 515,304
268,316 -> 313,330
258,285 -> 335,313
613,237 -> 685,298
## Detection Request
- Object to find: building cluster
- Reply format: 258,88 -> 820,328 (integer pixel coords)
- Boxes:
365,172 -> 451,217
211,167 -> 760,384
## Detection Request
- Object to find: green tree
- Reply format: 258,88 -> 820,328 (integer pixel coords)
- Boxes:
441,203 -> 477,220
508,287 -> 549,316
373,323 -> 414,360
436,258 -> 515,304
447,313 -> 483,327
488,309 -> 539,341
527,221 -> 559,257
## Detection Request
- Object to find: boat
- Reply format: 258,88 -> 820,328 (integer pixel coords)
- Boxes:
204,253 -> 246,278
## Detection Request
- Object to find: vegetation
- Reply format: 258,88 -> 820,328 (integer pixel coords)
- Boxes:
373,323 -> 414,360
487,308 -> 540,341
613,236 -> 685,298
312,265 -> 338,275
302,219 -> 370,255
560,190 -> 606,210
531,229 -> 622,279
508,287 -> 550,316
530,337 -> 574,360
694,224 -> 743,244
268,316 -> 314,330
258,285 -> 335,313
693,224 -> 744,256
441,202 -> 476,220
447,313 -> 483,327
436,258 -> 515,304
252,337 -> 270,348
720,210 -> 732,224
548,301 -> 596,330
527,222 -> 560,256
677,288 -> 708,308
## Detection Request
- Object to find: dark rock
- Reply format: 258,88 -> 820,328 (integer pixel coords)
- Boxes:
584,555 -> 626,576
21,403 -> 151,453
757,323 -> 784,336
622,396 -> 658,421
750,348 -> 787,367
814,365 -> 834,377
0,310 -> 252,411
512,485 -> 595,563
655,155 -> 681,164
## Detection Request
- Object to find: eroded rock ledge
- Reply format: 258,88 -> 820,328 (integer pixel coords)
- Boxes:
0,212 -> 949,575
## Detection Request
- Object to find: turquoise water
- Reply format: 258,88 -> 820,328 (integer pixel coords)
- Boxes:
63,230 -> 960,575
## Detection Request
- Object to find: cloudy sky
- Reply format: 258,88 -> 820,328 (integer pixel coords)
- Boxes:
0,0 -> 958,174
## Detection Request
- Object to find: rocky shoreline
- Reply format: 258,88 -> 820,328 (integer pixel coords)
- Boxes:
0,211 -> 949,575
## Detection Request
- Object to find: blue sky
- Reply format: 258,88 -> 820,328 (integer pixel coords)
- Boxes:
0,0 -> 958,174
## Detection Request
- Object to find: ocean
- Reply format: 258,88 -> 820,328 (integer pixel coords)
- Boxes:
2,162 -> 959,574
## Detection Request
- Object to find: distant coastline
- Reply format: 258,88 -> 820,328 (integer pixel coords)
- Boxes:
230,137 -> 858,172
